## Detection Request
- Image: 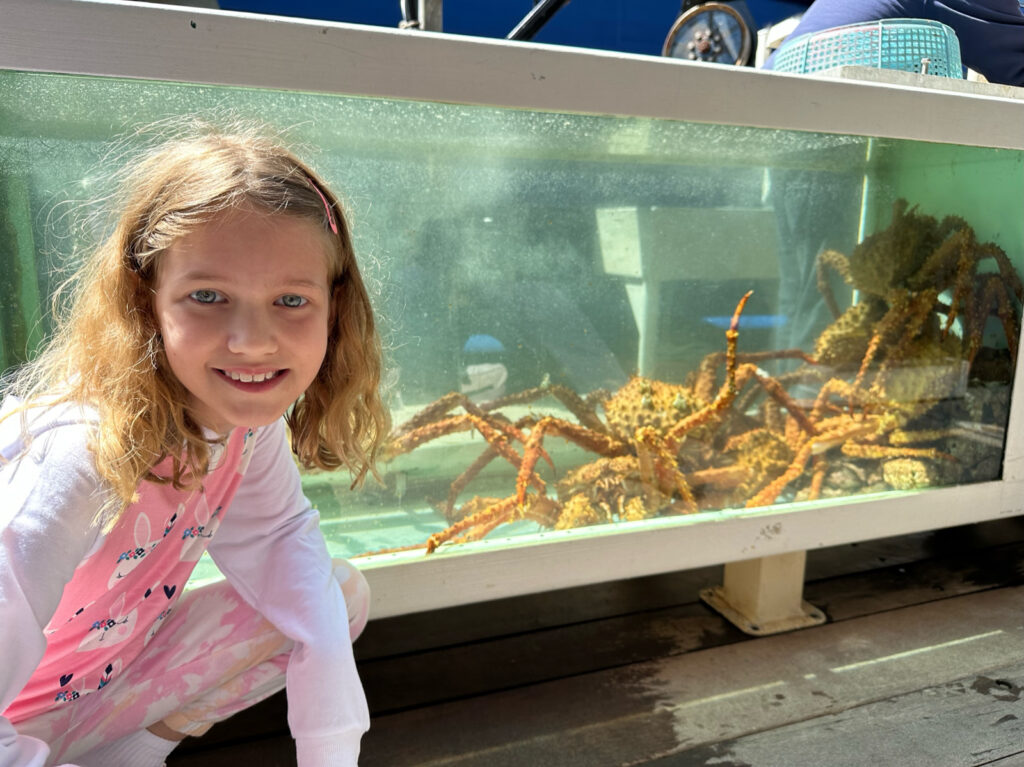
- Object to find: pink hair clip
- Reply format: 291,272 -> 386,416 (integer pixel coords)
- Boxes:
311,182 -> 339,236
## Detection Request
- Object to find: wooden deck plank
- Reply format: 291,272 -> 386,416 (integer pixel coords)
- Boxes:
359,604 -> 738,713
357,586 -> 1024,766
805,536 -> 1024,623
648,664 -> 1024,766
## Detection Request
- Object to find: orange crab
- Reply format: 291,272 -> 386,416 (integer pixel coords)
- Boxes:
392,291 -> 818,552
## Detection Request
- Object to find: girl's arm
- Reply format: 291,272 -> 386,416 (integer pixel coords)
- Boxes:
206,418 -> 368,767
0,412 -> 104,767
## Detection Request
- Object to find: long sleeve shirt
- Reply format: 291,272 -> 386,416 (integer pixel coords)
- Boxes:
0,399 -> 368,766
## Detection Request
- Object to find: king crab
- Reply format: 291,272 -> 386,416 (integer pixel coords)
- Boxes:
749,201 -> 1023,507
382,292 -> 818,552
815,199 -> 1022,396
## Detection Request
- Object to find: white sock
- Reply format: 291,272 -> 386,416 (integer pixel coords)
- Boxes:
75,727 -> 180,767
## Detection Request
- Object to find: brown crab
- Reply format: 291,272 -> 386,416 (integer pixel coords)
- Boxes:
815,198 -> 1022,395
748,202 -> 1022,507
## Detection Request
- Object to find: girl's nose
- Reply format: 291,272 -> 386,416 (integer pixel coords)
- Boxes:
226,306 -> 278,355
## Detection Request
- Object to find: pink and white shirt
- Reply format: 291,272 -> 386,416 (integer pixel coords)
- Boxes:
0,400 -> 368,766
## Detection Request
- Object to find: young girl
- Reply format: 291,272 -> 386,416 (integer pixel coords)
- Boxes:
0,127 -> 389,766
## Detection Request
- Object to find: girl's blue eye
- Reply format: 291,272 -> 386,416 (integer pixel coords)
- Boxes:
190,289 -> 221,304
277,294 -> 308,308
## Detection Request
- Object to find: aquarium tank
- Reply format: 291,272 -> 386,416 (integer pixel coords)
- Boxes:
2,66 -> 1022,570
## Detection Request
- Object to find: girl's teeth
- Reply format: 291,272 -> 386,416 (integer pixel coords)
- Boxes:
226,370 -> 277,383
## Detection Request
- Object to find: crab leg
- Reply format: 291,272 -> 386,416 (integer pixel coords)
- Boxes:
969,275 -> 1020,365
426,496 -> 519,553
444,446 -> 500,518
867,289 -> 941,398
385,413 -> 489,456
688,464 -> 751,489
734,363 -> 817,437
485,383 -> 607,433
840,443 -> 954,461
467,415 -> 550,494
515,417 -> 629,505
807,455 -> 827,501
851,289 -> 934,396
444,413 -> 565,517
746,415 -> 883,508
925,229 -> 973,336
664,291 -> 752,454
988,244 -> 1024,303
391,391 -> 489,438
816,248 -> 853,321
635,425 -> 698,513
389,413 -> 543,471
746,436 -> 815,508
695,349 -> 818,405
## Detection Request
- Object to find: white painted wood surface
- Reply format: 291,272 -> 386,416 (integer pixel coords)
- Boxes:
2,0 -> 1024,149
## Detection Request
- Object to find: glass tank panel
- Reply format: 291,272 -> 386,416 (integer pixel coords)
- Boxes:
2,69 -> 1022,562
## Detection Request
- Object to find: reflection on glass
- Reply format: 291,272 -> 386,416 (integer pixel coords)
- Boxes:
1,70 -> 1021,561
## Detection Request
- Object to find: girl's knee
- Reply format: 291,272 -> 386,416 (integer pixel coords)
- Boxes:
332,559 -> 370,640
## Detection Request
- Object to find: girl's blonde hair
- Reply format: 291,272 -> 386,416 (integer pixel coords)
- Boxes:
6,127 -> 389,529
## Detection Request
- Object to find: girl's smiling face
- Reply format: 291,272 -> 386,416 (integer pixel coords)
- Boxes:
153,206 -> 334,434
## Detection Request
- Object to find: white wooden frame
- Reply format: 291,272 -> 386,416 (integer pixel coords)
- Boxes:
5,0 -> 1024,619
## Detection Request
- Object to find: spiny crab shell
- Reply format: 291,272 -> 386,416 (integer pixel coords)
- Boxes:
847,199 -> 965,296
603,377 -> 708,442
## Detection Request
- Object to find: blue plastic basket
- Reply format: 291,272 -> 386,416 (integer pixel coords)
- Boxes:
773,19 -> 963,78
